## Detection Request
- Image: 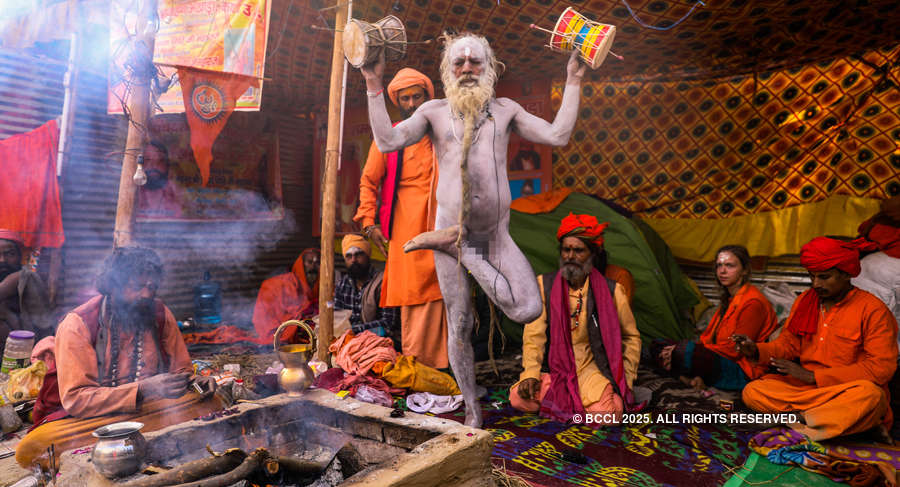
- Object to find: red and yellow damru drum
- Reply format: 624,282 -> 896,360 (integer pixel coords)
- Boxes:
549,7 -> 616,69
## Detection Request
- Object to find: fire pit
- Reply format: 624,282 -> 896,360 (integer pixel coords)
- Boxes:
54,389 -> 494,486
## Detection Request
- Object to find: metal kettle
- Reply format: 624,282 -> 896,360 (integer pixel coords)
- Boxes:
274,320 -> 317,396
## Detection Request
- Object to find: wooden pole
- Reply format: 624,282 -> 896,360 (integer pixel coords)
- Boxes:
112,0 -> 158,248
317,2 -> 349,361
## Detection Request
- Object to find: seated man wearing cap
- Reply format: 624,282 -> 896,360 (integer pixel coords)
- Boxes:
510,213 -> 642,423
0,229 -> 54,345
334,234 -> 399,338
734,236 -> 898,440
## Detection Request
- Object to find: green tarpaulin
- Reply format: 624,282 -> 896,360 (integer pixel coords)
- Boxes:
507,192 -> 698,341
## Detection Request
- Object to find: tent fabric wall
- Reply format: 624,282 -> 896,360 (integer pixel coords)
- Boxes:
508,192 -> 696,341
642,195 -> 881,262
550,44 -> 900,223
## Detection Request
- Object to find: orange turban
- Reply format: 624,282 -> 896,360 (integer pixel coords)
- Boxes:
799,236 -> 876,277
341,234 -> 371,256
557,212 -> 608,246
387,68 -> 434,107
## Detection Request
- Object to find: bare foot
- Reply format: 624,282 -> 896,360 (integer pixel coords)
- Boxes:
403,225 -> 465,255
464,401 -> 483,428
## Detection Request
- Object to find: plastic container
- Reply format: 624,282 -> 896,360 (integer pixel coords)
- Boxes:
1,330 -> 34,375
194,271 -> 222,325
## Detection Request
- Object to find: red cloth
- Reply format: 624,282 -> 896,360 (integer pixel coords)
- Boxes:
31,368 -> 62,427
557,212 -> 608,246
800,236 -> 876,277
0,120 -> 64,248
790,237 -> 879,336
177,67 -> 258,186
251,249 -> 319,341
540,269 -> 634,423
858,217 -> 900,259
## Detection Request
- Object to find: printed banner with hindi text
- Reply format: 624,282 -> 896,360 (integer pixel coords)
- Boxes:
108,0 -> 270,114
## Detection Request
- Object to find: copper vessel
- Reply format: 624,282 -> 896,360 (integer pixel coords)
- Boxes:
274,320 -> 317,396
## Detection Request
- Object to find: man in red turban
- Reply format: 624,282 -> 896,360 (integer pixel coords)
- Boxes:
509,213 -> 642,423
734,236 -> 898,440
353,68 -> 448,368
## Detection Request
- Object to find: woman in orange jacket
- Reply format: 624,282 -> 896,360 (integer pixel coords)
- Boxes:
657,245 -> 778,390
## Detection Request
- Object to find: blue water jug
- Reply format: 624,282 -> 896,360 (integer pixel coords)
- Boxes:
194,271 -> 222,325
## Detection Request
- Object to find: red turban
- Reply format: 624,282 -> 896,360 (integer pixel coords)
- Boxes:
557,213 -> 608,246
789,236 -> 878,336
387,68 -> 434,107
799,236 -> 876,277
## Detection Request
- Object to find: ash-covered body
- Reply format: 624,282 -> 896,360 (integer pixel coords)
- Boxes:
362,34 -> 586,427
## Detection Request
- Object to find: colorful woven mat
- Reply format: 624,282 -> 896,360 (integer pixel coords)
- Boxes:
432,386 -> 751,487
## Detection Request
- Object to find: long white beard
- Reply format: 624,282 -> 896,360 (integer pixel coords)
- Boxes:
445,77 -> 493,120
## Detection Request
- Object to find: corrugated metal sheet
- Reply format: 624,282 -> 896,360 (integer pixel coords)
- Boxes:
3,43 -> 317,324
0,51 -> 66,139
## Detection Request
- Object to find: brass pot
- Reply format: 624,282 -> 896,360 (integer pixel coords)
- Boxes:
91,421 -> 147,478
274,320 -> 318,396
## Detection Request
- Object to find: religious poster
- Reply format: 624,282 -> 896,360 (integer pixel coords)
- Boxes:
136,113 -> 282,221
108,0 -> 270,114
496,78 -> 553,199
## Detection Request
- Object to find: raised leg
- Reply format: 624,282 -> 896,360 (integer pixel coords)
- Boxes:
433,251 -> 482,428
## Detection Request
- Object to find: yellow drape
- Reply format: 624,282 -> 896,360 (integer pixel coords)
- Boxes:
641,195 -> 881,261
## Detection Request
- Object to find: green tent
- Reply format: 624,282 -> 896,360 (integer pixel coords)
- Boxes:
506,192 -> 699,342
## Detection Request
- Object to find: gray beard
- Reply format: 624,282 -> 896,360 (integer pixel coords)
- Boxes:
445,79 -> 493,121
559,257 -> 593,286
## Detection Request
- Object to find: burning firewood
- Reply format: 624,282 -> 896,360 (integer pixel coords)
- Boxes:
169,448 -> 270,487
120,446 -> 330,487
120,449 -> 247,487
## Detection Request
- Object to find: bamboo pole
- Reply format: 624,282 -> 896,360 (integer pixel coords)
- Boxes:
317,2 -> 349,361
113,0 -> 158,248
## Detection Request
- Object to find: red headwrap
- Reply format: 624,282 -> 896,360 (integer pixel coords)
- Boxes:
800,236 -> 877,277
557,213 -> 608,246
788,236 -> 878,336
387,68 -> 435,108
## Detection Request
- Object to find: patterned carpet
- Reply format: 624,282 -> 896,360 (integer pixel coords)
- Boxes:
432,359 -> 760,487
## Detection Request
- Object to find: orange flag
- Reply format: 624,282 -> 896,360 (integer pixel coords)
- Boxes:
177,67 -> 258,186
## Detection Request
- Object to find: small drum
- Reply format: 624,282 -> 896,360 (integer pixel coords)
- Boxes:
549,7 -> 616,69
343,15 -> 407,68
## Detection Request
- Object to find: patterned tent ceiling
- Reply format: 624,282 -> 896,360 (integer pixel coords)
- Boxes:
265,0 -> 900,110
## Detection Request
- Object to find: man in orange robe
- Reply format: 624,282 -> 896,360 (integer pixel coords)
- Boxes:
252,248 -> 320,341
734,236 -> 898,441
354,68 -> 447,368
16,247 -> 219,468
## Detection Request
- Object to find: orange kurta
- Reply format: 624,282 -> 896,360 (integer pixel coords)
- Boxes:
56,296 -> 193,417
743,288 -> 898,440
16,296 -> 219,468
354,137 -> 441,307
699,283 -> 778,379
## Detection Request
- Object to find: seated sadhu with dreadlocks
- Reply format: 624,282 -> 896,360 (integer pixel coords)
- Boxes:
17,247 -> 220,468
734,237 -> 898,440
358,32 -> 587,427
509,214 -> 642,423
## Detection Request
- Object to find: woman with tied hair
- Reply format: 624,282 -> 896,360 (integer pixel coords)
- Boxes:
657,245 -> 778,390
